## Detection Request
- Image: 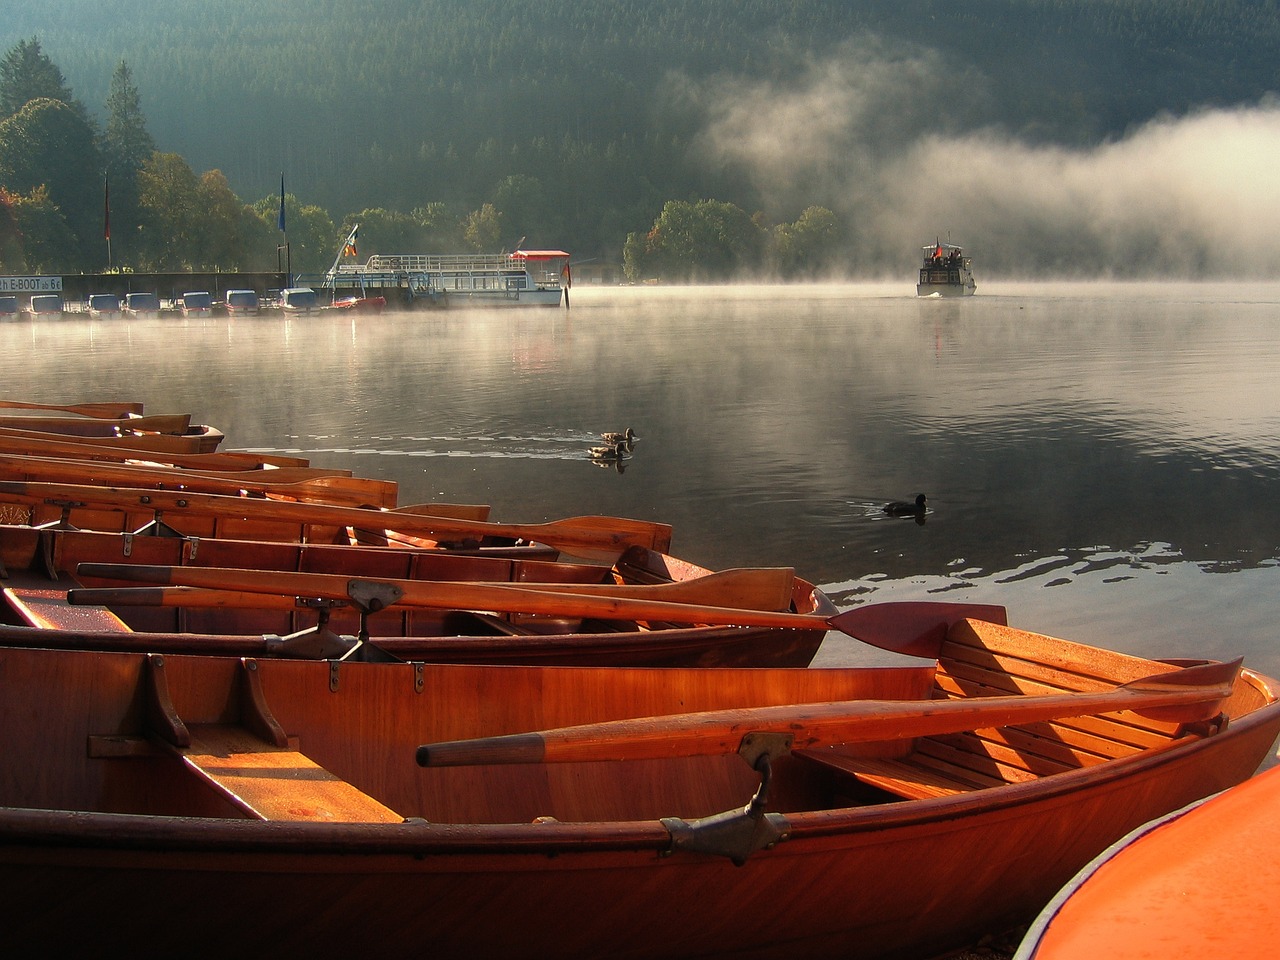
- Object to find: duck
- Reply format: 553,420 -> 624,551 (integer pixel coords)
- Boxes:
600,427 -> 637,447
883,493 -> 927,516
588,440 -> 631,461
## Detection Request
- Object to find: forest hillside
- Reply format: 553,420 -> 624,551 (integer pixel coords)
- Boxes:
3,1 -> 1278,277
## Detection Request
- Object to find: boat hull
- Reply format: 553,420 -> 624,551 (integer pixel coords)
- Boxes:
0,528 -> 831,668
0,642 -> 1277,959
1014,763 -> 1280,959
916,280 -> 977,297
442,288 -> 564,307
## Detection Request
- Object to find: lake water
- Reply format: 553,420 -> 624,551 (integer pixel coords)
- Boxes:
5,281 -> 1279,691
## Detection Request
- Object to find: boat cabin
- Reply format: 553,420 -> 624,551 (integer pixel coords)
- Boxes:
87,294 -> 122,318
27,294 -> 64,318
916,241 -> 976,297
0,295 -> 17,319
225,289 -> 260,315
123,292 -> 161,317
178,291 -> 213,315
280,287 -> 320,314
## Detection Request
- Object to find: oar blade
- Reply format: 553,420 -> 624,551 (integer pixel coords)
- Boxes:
827,601 -> 1008,659
1119,657 -> 1241,722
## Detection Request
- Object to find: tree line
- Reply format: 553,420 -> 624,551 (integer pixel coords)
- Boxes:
0,37 -> 843,281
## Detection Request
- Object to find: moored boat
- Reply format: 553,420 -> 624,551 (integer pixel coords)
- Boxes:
328,294 -> 386,312
279,286 -> 320,314
917,240 -> 977,297
322,249 -> 570,308
24,293 -> 64,318
0,525 -> 832,667
122,291 -> 162,318
0,605 -> 1275,957
224,289 -> 261,316
1014,763 -> 1280,959
86,293 -> 122,319
177,291 -> 213,316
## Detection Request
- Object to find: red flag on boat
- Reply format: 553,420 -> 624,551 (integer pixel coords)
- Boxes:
561,261 -> 572,288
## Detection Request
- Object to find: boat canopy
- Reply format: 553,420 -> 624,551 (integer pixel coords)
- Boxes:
88,294 -> 120,311
225,290 -> 259,307
125,293 -> 160,310
281,287 -> 319,307
511,250 -> 570,260
30,294 -> 63,312
181,292 -> 213,309
0,296 -> 17,314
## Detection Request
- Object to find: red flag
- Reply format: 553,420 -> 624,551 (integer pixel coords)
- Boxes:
103,174 -> 111,240
561,261 -> 572,288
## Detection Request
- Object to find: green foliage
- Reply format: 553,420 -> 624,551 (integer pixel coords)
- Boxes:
0,187 -> 29,270
773,207 -> 841,278
1,4 -> 1278,274
464,202 -> 503,252
4,184 -> 75,271
0,37 -> 87,123
636,199 -> 765,281
0,97 -> 102,268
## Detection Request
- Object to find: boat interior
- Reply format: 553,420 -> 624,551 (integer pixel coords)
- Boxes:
0,617 -> 1269,829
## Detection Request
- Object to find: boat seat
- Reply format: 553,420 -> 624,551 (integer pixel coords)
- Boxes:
795,618 -> 1192,801
794,749 -> 997,799
179,724 -> 404,823
2,572 -> 133,633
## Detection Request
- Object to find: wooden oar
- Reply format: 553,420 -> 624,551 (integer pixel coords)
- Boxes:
71,565 -> 989,631
0,427 -> 310,468
415,658 -> 1242,767
70,565 -> 797,614
0,455 -> 397,507
0,400 -> 144,418
0,481 -> 671,559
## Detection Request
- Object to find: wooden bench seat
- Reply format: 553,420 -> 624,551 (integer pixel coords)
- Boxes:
796,618 -> 1195,802
180,724 -> 403,823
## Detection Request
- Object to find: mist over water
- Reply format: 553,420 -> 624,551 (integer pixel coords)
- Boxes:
3,282 -> 1276,683
684,38 -> 1280,278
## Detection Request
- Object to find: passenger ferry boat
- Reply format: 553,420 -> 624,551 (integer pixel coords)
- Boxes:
917,241 -> 976,297
316,229 -> 570,308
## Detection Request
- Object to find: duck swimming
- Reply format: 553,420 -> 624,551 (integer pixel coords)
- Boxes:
883,493 -> 927,516
588,440 -> 631,461
600,427 -> 637,446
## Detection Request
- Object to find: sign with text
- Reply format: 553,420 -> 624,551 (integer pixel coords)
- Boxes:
0,276 -> 63,293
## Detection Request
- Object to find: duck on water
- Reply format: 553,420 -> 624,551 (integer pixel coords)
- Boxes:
884,494 -> 927,516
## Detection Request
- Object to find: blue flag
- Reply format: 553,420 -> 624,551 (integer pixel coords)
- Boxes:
277,173 -> 286,232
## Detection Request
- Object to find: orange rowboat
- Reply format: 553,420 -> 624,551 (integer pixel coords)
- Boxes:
0,607 -> 1276,958
1014,763 -> 1280,959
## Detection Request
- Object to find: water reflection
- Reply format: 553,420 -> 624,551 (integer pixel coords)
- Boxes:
3,282 -> 1277,680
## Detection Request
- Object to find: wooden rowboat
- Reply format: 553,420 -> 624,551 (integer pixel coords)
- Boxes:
0,527 -> 832,667
0,604 -> 1276,958
1014,763 -> 1280,959
0,480 -> 672,561
0,427 -> 308,468
0,422 -> 225,454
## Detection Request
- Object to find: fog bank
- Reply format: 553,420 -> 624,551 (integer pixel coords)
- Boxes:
683,39 -> 1280,278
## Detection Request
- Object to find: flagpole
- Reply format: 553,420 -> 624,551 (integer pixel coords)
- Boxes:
103,173 -> 112,270
276,172 -> 290,283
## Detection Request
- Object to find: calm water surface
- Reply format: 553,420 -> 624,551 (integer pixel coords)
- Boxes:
5,282 -> 1278,687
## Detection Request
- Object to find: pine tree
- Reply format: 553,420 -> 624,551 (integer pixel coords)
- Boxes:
102,60 -> 156,265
